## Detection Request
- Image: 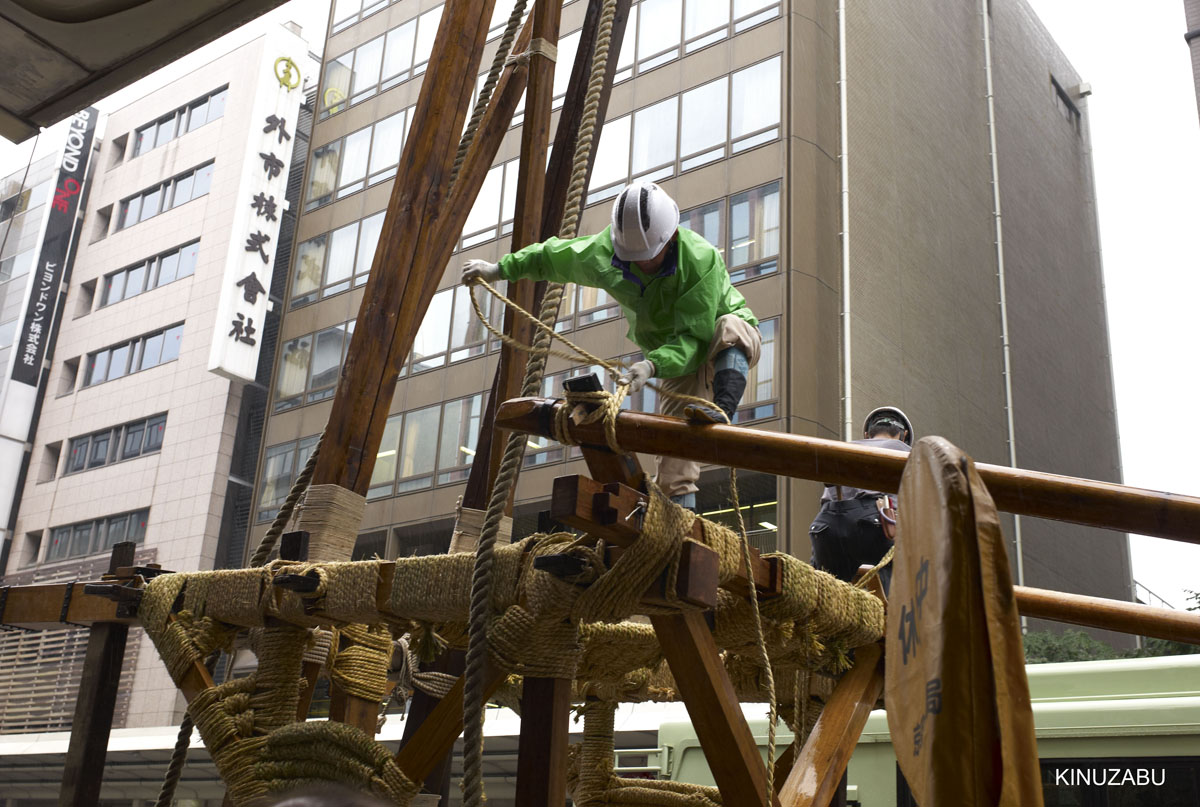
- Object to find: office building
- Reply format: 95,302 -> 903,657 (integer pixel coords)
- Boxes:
253,0 -> 1130,651
0,24 -> 315,734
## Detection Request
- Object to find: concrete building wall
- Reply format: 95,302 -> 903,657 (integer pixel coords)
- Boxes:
991,0 -> 1131,638
845,0 -> 1009,466
1186,0 -> 1200,121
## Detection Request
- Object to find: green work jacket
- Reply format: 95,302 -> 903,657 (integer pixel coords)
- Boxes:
497,226 -> 757,379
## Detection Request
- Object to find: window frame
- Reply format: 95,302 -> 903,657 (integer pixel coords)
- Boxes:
82,324 -> 184,388
304,109 -> 413,211
61,413 -> 168,476
116,162 -> 215,232
40,509 -> 150,564
586,55 -> 783,205
99,241 -> 200,308
130,86 -> 229,158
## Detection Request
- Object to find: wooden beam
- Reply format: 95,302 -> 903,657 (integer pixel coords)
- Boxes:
393,662 -> 508,785
778,643 -> 884,807
540,0 -> 632,238
0,582 -> 130,630
550,474 -> 782,598
1015,585 -> 1200,645
396,649 -> 465,806
311,0 -> 501,495
651,610 -> 778,806
59,543 -> 136,807
496,398 -> 1200,545
514,676 -> 573,806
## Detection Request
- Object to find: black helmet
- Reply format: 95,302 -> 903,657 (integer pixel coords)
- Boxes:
863,406 -> 914,445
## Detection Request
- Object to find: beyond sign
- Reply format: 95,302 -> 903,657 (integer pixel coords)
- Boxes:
10,107 -> 97,387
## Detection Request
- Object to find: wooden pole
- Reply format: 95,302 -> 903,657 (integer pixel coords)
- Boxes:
59,542 -> 136,807
1014,585 -> 1200,644
494,2 -> 578,802
471,0 -> 633,502
495,398 -> 1200,545
777,643 -> 885,807
514,677 -> 574,805
310,0 -> 501,497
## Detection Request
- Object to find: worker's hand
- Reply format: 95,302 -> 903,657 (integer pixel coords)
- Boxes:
618,360 -> 655,393
461,259 -> 501,285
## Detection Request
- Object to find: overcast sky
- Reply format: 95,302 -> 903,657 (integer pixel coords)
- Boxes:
2,1 -> 1197,609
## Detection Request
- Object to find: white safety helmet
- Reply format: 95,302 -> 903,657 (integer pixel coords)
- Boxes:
610,180 -> 679,262
863,406 -> 914,445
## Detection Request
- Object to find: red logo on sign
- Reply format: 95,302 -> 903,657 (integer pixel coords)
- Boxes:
51,178 -> 81,213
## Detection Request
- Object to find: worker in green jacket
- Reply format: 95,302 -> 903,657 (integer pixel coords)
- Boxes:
462,180 -> 761,509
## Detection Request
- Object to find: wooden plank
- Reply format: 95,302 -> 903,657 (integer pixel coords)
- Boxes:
497,397 -> 1200,545
651,611 -> 777,806
393,662 -> 508,785
311,0 -> 501,496
607,540 -> 720,610
59,543 -> 136,807
1,583 -> 130,630
514,676 -> 573,806
778,643 -> 884,807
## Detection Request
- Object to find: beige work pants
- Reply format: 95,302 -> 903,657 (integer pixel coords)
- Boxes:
655,314 -> 762,498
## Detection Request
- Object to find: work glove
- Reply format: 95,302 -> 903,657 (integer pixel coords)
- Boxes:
461,259 -> 501,285
618,359 -> 654,394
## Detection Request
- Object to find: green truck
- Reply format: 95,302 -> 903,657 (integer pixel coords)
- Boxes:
630,654 -> 1200,805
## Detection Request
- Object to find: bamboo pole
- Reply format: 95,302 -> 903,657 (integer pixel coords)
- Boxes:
494,398 -> 1200,545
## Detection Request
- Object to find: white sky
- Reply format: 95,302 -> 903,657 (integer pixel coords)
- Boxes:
2,0 -> 1197,608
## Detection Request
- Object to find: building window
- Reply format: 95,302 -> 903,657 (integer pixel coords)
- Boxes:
82,324 -> 183,387
461,158 -> 519,249
291,212 -> 384,306
257,436 -> 320,521
587,55 -> 782,203
116,162 -> 215,230
132,87 -> 228,158
319,8 -> 442,119
273,321 -> 355,412
64,414 -> 167,475
305,109 -> 413,210
100,241 -> 199,307
331,0 -> 402,34
0,249 -> 35,282
736,317 -> 776,423
612,0 -> 781,83
365,392 -> 488,499
679,180 -> 781,282
44,509 -> 149,563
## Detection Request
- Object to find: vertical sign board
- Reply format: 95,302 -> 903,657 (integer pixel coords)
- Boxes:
10,107 -> 98,387
885,437 -> 1042,807
207,35 -> 304,382
0,107 -> 97,538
